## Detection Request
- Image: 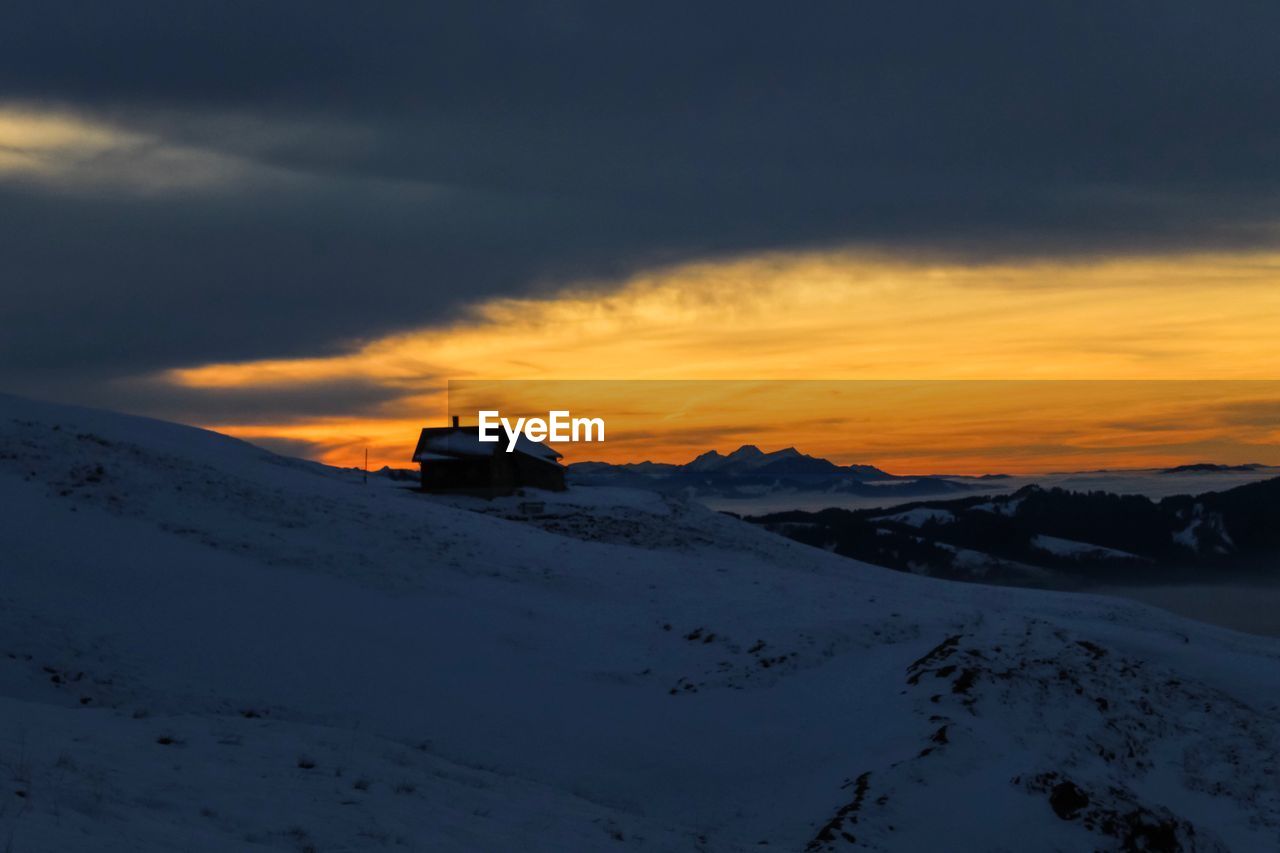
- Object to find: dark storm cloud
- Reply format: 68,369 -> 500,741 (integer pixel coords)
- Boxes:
3,1 -> 1280,401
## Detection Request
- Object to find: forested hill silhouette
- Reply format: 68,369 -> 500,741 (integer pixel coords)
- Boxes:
751,477 -> 1280,588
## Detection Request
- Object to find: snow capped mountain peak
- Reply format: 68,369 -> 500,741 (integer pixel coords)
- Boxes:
572,444 -> 959,507
685,448 -> 728,471
697,444 -> 822,472
685,444 -> 798,472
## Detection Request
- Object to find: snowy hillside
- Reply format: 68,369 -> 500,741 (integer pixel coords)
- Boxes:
752,481 -> 1280,592
2,394 -> 1279,851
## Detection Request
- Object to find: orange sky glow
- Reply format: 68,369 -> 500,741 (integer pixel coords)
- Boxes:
155,251 -> 1280,473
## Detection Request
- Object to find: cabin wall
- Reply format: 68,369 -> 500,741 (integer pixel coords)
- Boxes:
420,458 -> 504,496
512,455 -> 567,491
419,451 -> 565,497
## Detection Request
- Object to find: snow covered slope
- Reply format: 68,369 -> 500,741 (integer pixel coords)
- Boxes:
1,394 -> 1278,851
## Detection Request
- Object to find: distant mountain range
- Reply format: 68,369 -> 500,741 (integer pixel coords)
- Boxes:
568,444 -> 981,501
1159,462 -> 1265,474
749,476 -> 1280,589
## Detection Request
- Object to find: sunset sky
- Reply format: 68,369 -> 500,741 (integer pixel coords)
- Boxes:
163,254 -> 1280,470
3,4 -> 1279,471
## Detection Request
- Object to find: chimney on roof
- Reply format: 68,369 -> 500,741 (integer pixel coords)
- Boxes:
451,415 -> 459,428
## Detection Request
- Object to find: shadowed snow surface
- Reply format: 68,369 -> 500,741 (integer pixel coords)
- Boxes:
1,394 -> 1278,851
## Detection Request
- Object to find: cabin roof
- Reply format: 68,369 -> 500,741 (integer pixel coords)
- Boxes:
410,426 -> 563,464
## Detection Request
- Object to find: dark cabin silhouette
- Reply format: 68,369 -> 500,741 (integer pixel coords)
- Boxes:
412,416 -> 566,497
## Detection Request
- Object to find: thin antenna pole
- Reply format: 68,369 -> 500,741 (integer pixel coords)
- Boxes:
363,447 -> 368,485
